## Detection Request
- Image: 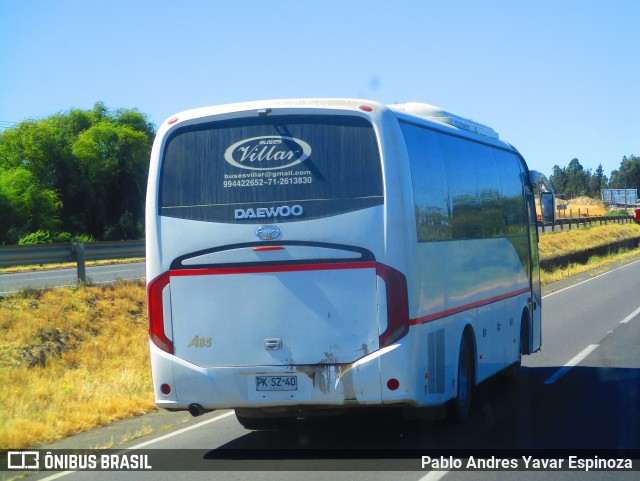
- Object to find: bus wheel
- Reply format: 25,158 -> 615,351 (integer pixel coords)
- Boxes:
235,409 -> 294,431
449,336 -> 473,421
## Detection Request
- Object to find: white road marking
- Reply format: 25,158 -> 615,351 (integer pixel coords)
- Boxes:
86,269 -> 142,276
21,273 -> 76,281
619,306 -> 640,324
541,260 -> 640,384
542,258 -> 640,299
419,471 -> 450,481
128,410 -> 234,449
544,344 -> 599,385
40,411 -> 235,480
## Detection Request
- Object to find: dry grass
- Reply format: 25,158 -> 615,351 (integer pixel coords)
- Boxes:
539,223 -> 640,284
540,248 -> 640,284
0,280 -> 154,449
556,196 -> 607,218
538,223 -> 640,259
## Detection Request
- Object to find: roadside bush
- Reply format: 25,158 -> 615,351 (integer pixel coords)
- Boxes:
69,233 -> 96,243
607,209 -> 632,217
18,230 -> 96,245
18,230 -> 53,245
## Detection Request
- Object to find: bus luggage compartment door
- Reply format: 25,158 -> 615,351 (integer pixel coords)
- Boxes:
168,263 -> 380,367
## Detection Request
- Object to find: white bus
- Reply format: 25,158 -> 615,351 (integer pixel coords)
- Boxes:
146,99 -> 548,429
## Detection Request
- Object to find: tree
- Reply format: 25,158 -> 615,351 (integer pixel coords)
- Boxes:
0,102 -> 155,243
0,166 -> 61,244
610,155 -> 640,192
588,164 -> 607,199
565,158 -> 589,198
71,121 -> 151,238
549,164 -> 568,194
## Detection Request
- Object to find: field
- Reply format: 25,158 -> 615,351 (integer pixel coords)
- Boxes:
534,195 -> 634,219
0,281 -> 154,449
555,196 -> 608,218
2,223 -> 640,449
538,223 -> 640,259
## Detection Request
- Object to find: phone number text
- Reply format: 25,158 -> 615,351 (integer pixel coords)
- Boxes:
223,177 -> 313,188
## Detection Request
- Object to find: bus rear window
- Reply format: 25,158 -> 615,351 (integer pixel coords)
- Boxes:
159,115 -> 383,223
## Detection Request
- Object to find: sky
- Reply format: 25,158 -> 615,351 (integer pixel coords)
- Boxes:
1,0 -> 639,179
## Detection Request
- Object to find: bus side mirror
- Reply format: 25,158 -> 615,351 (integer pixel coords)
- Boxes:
540,192 -> 555,224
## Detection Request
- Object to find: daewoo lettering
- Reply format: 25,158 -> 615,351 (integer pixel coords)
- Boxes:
224,136 -> 311,171
234,204 -> 304,220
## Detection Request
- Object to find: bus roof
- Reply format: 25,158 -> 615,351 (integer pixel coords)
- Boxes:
158,99 -> 503,146
388,102 -> 499,140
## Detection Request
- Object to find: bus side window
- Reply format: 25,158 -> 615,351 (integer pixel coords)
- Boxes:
400,123 -> 451,242
494,150 -> 527,236
469,142 -> 503,238
439,135 -> 481,240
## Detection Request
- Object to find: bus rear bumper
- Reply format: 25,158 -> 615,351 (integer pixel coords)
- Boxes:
150,342 -> 422,411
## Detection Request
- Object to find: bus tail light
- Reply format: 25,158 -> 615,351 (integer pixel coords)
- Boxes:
376,263 -> 409,347
147,272 -> 174,354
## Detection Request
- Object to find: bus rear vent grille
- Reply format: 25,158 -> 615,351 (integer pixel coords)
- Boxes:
427,329 -> 445,394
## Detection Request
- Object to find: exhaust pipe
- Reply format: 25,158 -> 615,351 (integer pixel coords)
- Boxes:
188,403 -> 209,417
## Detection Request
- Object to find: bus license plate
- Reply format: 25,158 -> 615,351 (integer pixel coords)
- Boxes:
255,376 -> 297,391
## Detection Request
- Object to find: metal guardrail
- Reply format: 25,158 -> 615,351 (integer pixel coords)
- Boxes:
538,215 -> 636,233
0,240 -> 145,283
2,213 -> 639,282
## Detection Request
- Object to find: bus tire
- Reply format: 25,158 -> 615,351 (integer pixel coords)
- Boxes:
449,334 -> 473,421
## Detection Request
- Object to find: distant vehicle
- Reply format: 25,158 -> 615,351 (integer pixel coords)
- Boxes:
535,193 -> 563,223
145,99 -> 551,428
601,188 -> 638,207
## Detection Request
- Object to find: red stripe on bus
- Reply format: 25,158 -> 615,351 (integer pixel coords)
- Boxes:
170,261 -> 377,276
409,287 -> 531,326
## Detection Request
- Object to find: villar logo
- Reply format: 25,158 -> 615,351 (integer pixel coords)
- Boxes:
224,136 -> 311,171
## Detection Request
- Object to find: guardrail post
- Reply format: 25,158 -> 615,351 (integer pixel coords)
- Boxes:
73,242 -> 86,284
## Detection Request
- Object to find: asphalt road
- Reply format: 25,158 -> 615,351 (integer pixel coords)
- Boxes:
4,260 -> 640,480
0,262 -> 145,295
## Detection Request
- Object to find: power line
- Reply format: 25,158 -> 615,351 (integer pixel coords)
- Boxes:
0,120 -> 19,130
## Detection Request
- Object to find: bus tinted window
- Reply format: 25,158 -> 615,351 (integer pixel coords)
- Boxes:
470,142 -> 504,238
439,135 -> 481,240
494,149 -> 526,235
160,115 -> 383,223
400,123 -> 451,241
401,121 -> 526,243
